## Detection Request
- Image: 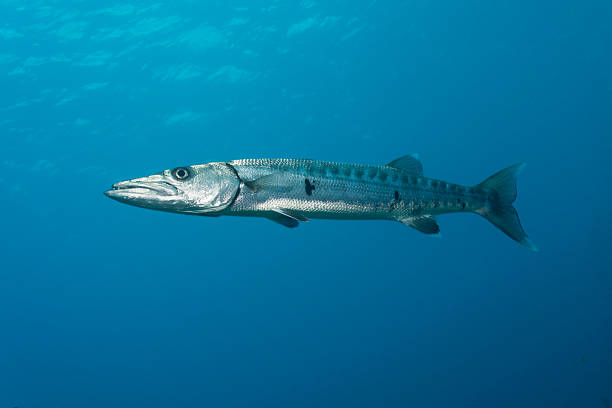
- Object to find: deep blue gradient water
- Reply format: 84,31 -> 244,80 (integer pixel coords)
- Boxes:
1,1 -> 610,407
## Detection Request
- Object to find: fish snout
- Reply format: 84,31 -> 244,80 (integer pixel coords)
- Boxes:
104,177 -> 179,205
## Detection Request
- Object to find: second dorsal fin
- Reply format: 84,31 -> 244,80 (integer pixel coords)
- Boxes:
386,154 -> 423,175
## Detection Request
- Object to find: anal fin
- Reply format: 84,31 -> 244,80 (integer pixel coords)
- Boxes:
400,215 -> 440,235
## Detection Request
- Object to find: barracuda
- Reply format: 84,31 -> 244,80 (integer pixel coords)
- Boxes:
104,155 -> 537,251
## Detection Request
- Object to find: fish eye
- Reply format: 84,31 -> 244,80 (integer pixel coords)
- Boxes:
172,167 -> 190,180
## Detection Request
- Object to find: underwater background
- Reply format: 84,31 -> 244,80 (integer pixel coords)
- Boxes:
1,0 -> 610,407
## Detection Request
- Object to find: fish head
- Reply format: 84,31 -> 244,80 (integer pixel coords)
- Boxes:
104,162 -> 240,214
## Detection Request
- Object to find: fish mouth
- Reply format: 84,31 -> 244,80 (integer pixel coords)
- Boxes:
104,180 -> 178,201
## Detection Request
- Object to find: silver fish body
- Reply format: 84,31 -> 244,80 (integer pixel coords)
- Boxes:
104,155 -> 537,251
225,158 -> 483,222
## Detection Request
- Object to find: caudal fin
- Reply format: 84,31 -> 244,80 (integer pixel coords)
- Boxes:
476,163 -> 538,251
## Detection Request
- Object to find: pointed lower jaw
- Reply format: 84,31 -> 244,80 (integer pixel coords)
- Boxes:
104,180 -> 178,205
109,180 -> 177,195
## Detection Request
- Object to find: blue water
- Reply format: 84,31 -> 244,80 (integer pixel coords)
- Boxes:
1,1 -> 610,407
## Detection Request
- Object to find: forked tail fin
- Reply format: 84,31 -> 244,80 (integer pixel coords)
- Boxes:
476,163 -> 538,251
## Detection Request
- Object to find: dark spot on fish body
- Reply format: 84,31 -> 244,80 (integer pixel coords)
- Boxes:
355,168 -> 364,179
462,201 -> 467,209
394,190 -> 400,201
431,180 -> 439,189
343,167 -> 352,177
368,168 -> 378,179
305,178 -> 315,196
379,171 -> 388,182
329,165 -> 339,175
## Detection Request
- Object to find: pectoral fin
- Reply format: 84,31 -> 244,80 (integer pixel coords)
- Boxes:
400,215 -> 440,235
244,173 -> 291,193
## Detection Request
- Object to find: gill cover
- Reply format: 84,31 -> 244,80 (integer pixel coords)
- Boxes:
183,162 -> 241,213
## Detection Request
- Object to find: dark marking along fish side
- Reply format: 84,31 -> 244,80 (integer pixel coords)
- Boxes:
104,154 -> 537,251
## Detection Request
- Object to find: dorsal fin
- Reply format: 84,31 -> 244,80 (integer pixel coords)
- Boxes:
386,154 -> 423,175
